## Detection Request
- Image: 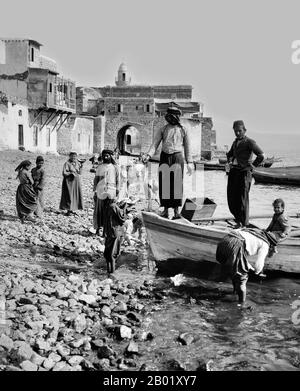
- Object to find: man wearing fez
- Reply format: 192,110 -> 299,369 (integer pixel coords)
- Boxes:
143,107 -> 194,219
226,120 -> 264,228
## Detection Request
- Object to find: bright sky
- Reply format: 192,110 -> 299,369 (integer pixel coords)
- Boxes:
1,0 -> 300,150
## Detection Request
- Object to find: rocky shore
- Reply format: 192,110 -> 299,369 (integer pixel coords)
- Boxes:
0,150 -> 157,371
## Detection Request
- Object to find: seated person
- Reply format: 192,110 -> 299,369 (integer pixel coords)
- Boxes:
265,198 -> 290,253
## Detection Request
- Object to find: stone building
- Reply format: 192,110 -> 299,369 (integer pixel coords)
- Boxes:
0,38 -> 76,153
76,63 -> 216,160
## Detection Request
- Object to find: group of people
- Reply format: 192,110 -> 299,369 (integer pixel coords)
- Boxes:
15,156 -> 45,223
14,106 -> 291,304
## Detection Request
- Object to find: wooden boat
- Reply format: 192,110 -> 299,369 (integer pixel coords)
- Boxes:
142,211 -> 300,274
253,166 -> 300,186
204,162 -> 225,171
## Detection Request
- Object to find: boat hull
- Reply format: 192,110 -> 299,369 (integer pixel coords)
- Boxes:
142,212 -> 300,274
253,166 -> 300,186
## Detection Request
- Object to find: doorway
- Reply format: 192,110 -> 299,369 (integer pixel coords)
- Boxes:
18,125 -> 24,149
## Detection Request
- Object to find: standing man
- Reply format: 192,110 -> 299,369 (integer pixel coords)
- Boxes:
142,107 -> 194,219
93,149 -> 120,234
227,120 -> 264,227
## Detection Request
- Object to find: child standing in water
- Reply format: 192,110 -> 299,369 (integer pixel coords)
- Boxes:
266,198 -> 290,253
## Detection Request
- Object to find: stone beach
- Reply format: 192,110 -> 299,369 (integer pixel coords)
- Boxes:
0,150 -> 158,371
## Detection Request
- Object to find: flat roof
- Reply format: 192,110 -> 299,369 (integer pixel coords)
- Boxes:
0,38 -> 42,47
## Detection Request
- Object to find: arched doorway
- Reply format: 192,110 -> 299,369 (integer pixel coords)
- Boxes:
117,124 -> 141,155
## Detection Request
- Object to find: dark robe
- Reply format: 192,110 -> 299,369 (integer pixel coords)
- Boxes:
59,160 -> 83,211
102,200 -> 125,273
31,166 -> 46,212
16,169 -> 38,219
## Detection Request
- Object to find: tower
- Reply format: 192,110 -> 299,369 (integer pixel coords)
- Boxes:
115,63 -> 131,86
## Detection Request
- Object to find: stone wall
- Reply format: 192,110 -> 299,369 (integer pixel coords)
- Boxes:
103,97 -> 155,153
57,116 -> 94,155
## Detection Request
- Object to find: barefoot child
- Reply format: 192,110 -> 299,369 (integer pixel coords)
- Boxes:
266,198 -> 290,253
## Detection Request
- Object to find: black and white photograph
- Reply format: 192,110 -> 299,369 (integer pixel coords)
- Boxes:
0,0 -> 300,378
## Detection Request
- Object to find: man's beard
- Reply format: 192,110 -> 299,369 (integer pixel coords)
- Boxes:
103,156 -> 112,163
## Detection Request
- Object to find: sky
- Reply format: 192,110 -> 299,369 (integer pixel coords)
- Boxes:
1,0 -> 300,151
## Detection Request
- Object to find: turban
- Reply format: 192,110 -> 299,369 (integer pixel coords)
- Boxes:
15,160 -> 31,172
165,107 -> 182,126
101,149 -> 114,157
233,120 -> 246,130
36,156 -> 44,164
167,107 -> 182,116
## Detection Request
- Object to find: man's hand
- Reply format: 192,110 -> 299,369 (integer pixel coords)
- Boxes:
187,163 -> 194,175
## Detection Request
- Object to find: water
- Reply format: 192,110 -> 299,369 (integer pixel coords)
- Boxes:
117,151 -> 300,371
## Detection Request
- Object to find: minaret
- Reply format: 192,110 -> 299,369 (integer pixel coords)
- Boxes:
115,63 -> 131,86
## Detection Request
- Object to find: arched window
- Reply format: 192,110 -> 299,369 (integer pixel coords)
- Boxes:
31,47 -> 34,62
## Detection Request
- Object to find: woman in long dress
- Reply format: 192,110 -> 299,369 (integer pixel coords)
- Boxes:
59,152 -> 83,214
15,160 -> 39,223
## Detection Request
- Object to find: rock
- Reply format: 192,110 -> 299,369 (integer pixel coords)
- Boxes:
30,352 -> 45,366
22,280 -> 35,293
94,358 -> 110,371
78,294 -> 97,305
43,358 -> 55,370
11,330 -> 26,342
117,325 -> 132,340
55,287 -> 71,300
18,297 -> 34,305
100,305 -> 111,317
97,345 -> 114,359
10,342 -> 34,362
178,332 -> 195,346
167,359 -> 186,371
126,341 -> 139,354
70,339 -> 85,348
113,302 -> 127,313
52,361 -> 70,371
58,328 -> 74,343
20,360 -> 38,371
35,339 -> 51,352
68,355 -> 84,366
102,318 -> 113,327
56,344 -> 71,358
26,321 -> 44,334
83,341 -> 91,351
101,285 -> 111,299
91,339 -> 104,349
0,334 -> 14,350
73,314 -> 87,333
48,352 -> 61,363
126,312 -> 141,323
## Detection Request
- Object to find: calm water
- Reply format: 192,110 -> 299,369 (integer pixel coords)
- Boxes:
116,152 -> 300,371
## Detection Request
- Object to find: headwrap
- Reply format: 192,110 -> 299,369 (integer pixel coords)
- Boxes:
233,120 -> 246,130
15,160 -> 31,172
36,156 -> 44,164
101,149 -> 117,165
165,107 -> 182,126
